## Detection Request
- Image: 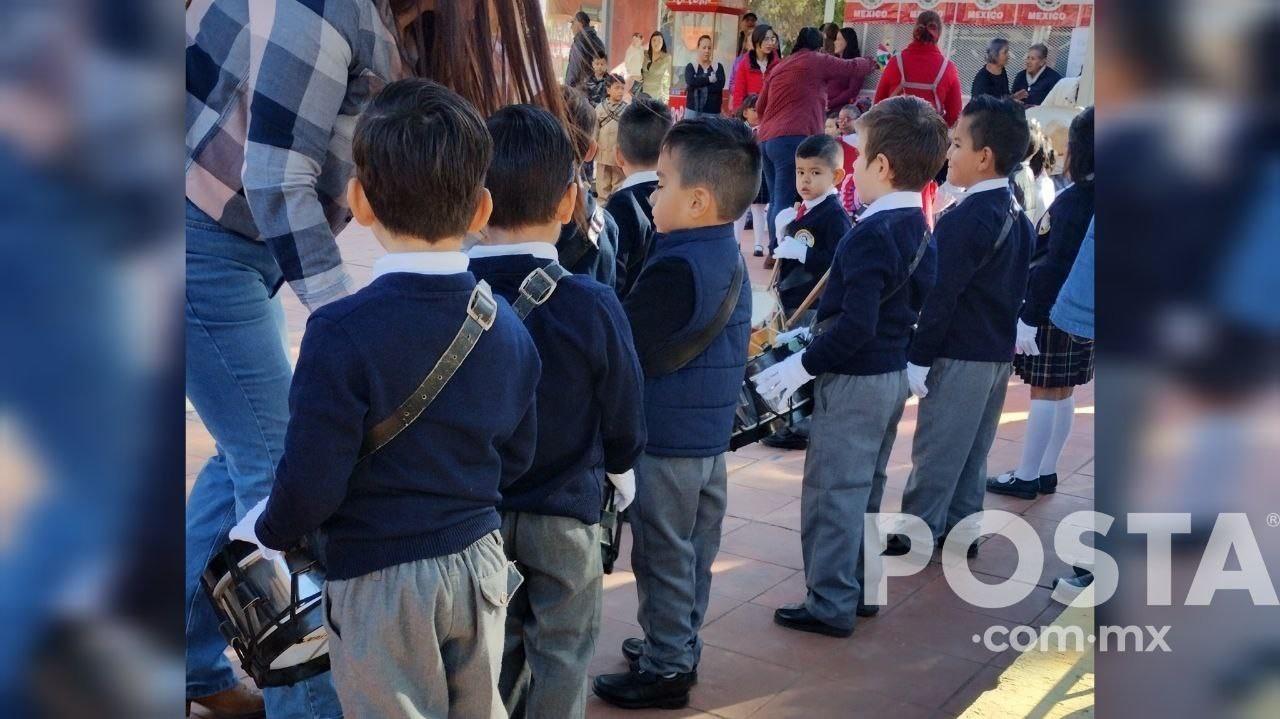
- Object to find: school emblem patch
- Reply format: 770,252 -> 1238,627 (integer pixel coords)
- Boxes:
796,229 -> 816,248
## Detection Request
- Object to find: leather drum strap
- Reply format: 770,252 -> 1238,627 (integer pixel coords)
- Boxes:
814,228 -> 932,336
358,281 -> 498,459
512,262 -> 571,320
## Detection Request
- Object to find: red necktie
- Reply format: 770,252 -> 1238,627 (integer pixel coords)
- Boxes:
795,203 -> 808,221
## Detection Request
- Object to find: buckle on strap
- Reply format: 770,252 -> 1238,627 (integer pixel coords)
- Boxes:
468,281 -> 497,330
518,267 -> 558,307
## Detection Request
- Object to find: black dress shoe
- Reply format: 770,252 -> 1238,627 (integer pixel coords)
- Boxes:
936,532 -> 980,559
761,426 -> 808,450
883,533 -> 912,556
986,471 -> 1040,500
593,668 -> 692,710
622,637 -> 698,683
1039,472 -> 1058,494
856,600 -> 880,617
773,604 -> 852,637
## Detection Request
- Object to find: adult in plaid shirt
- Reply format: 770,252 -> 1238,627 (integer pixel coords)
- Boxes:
184,1 -> 562,716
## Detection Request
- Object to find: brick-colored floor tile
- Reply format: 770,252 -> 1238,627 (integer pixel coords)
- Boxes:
756,499 -> 801,532
727,461 -> 804,498
725,483 -> 797,522
686,645 -> 801,718
704,551 -> 796,601
751,675 -> 935,719
717,523 -> 804,570
938,664 -> 1005,717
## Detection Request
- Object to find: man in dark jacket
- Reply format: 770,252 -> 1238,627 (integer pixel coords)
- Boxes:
566,11 -> 607,88
1011,43 -> 1063,107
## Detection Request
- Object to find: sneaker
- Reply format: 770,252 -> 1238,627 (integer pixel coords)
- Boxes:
1051,570 -> 1094,605
593,668 -> 692,710
986,471 -> 1040,500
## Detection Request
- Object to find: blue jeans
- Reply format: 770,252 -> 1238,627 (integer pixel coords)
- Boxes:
184,200 -> 343,717
762,135 -> 805,254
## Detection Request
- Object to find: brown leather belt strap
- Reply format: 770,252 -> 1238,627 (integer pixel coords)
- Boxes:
358,281 -> 498,460
512,262 -> 571,320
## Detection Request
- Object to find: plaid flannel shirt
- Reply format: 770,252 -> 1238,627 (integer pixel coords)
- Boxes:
185,0 -> 407,309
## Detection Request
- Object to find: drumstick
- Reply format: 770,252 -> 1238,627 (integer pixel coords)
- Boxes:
783,269 -> 831,330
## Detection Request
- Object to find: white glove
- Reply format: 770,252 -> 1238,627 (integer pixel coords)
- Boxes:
773,235 -> 808,263
228,497 -> 282,562
775,326 -> 812,346
1015,319 -> 1041,356
750,351 -> 815,412
607,470 -> 636,511
906,362 -> 930,399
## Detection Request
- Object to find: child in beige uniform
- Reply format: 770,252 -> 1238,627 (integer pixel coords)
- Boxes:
595,74 -> 629,200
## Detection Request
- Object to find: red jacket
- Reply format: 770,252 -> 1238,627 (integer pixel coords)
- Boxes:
729,51 -> 776,110
873,41 -> 962,127
757,50 -> 875,142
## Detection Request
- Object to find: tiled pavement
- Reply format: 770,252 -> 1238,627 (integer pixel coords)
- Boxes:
185,221 -> 1094,717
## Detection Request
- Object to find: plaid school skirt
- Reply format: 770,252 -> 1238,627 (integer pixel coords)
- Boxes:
1013,322 -> 1095,388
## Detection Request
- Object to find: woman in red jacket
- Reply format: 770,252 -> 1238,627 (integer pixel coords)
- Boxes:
873,10 -> 961,127
757,27 -> 873,265
729,24 -> 779,112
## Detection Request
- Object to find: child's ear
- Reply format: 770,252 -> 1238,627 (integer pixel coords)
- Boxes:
832,166 -> 847,185
554,181 -> 579,224
874,153 -> 895,186
690,186 -> 715,220
467,188 -> 493,233
585,140 -> 599,163
347,178 -> 376,227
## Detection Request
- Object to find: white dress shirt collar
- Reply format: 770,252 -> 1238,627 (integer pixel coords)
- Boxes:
802,187 -> 838,211
615,170 -> 659,193
466,242 -> 559,262
1026,67 -> 1044,86
858,191 -> 923,221
963,177 -> 1011,197
372,251 -> 469,280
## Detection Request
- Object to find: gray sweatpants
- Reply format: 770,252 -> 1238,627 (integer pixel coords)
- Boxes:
322,531 -> 521,719
901,359 -> 1011,538
498,512 -> 602,719
801,371 -> 909,630
629,452 -> 728,675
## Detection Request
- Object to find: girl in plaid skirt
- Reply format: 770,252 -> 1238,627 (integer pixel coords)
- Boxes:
989,108 -> 1095,500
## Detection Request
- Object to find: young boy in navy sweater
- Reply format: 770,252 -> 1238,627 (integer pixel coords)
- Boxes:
753,96 -> 948,637
763,133 -> 855,450
593,118 -> 756,709
230,80 -> 541,717
557,84 -> 621,290
884,96 -> 1035,558
469,104 -> 647,719
606,97 -> 673,296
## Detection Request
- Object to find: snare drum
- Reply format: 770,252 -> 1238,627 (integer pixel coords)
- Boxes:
202,540 -> 330,688
729,337 -> 814,450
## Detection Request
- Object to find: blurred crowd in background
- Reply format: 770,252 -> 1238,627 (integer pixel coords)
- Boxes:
0,0 -> 1277,716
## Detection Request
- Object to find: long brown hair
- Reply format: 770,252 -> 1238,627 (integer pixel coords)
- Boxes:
390,0 -> 565,120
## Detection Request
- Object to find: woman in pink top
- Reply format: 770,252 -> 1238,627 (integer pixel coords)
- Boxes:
756,27 -> 873,264
729,24 -> 779,112
873,10 -> 961,127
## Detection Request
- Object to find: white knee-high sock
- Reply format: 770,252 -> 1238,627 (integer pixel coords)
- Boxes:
751,204 -> 768,247
1015,399 -> 1057,480
733,212 -> 748,242
1038,396 -> 1076,476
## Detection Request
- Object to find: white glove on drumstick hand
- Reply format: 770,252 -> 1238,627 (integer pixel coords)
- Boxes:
906,362 -> 931,399
750,351 -> 815,412
228,497 -> 282,562
1015,319 -> 1041,356
607,470 -> 636,511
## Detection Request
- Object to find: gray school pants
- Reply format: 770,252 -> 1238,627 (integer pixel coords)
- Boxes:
801,371 -> 909,630
629,452 -> 728,675
322,531 -> 521,719
901,359 -> 1011,538
498,512 -> 602,719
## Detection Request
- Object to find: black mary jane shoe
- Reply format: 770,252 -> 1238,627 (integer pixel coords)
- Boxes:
592,668 -> 692,710
986,471 -> 1040,500
773,604 -> 853,637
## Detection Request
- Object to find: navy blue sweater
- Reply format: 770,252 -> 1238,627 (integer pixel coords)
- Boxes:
777,194 -> 851,314
257,272 -> 541,580
469,252 -> 646,523
802,207 -> 936,376
908,186 -> 1034,366
606,178 -> 657,296
1020,181 -> 1095,326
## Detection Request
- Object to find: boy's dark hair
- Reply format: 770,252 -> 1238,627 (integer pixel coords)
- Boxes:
485,104 -> 576,229
796,134 -> 843,170
618,96 -> 673,166
575,11 -> 591,27
605,73 -> 625,88
560,84 -> 597,161
854,95 -> 949,191
592,53 -> 608,64
1067,106 -> 1094,183
352,78 -> 491,241
662,117 -> 761,221
960,95 -> 1031,176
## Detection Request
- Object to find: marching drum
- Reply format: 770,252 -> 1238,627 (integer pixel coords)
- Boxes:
202,540 -> 331,688
729,333 -> 814,450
